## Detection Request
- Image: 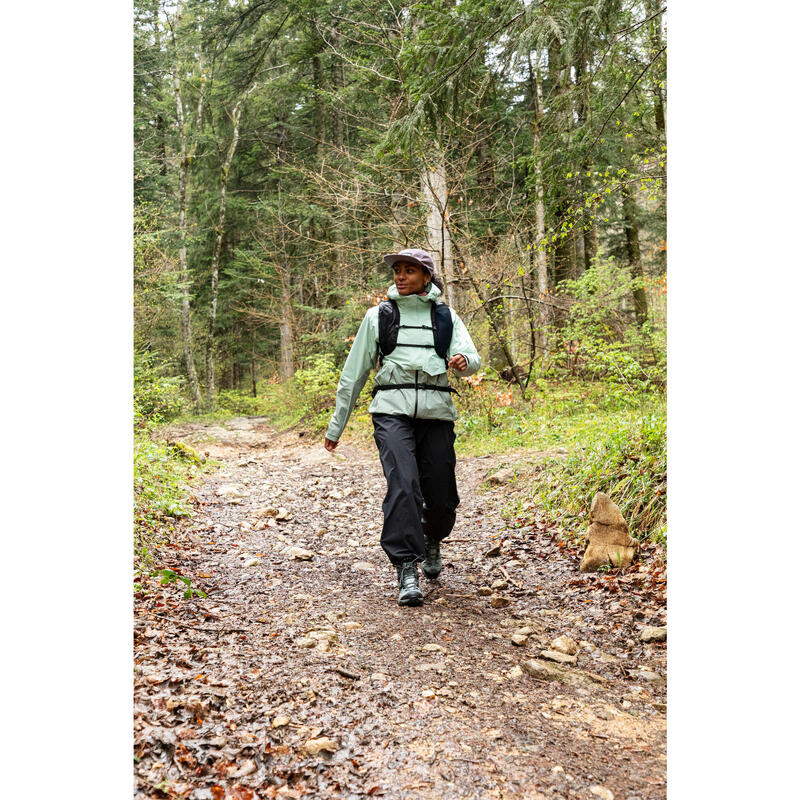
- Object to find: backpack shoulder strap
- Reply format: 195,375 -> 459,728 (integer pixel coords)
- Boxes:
378,299 -> 400,358
430,301 -> 453,361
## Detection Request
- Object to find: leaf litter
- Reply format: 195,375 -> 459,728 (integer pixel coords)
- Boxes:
135,418 -> 666,799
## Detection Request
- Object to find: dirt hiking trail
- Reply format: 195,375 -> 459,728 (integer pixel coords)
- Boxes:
134,417 -> 667,800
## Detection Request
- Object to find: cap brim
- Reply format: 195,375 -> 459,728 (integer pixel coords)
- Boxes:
383,253 -> 429,270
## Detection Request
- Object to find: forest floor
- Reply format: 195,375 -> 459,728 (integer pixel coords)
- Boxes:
134,416 -> 667,800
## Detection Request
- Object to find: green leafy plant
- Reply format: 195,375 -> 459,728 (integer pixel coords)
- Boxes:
153,568 -> 207,600
547,254 -> 666,393
534,412 -> 666,544
134,350 -> 185,427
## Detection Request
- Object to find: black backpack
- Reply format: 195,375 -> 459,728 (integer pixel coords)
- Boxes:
377,298 -> 453,366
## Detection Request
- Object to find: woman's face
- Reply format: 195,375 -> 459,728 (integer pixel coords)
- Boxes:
392,261 -> 430,295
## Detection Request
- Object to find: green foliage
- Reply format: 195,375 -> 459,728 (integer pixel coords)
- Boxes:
293,353 -> 342,428
134,437 -> 203,556
548,254 -> 666,392
153,568 -> 207,601
134,350 -> 185,427
214,389 -> 268,417
534,412 -> 666,544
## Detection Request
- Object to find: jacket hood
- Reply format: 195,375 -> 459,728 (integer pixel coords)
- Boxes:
387,281 -> 442,303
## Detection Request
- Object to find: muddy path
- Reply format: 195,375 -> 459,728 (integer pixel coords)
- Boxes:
134,417 -> 666,800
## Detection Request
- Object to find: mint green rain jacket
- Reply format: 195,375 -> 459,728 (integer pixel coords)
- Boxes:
325,282 -> 482,442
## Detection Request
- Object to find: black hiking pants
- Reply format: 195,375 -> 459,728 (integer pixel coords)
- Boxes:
372,413 -> 460,565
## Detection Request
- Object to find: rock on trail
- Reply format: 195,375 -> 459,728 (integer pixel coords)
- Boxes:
135,417 -> 667,799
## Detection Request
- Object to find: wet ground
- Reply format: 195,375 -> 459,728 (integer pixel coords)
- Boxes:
134,417 -> 666,800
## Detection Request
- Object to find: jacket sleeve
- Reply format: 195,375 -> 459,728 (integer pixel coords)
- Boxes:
448,309 -> 482,377
325,309 -> 378,442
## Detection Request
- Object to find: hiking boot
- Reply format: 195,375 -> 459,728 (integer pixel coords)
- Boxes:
421,536 -> 442,579
395,561 -> 423,606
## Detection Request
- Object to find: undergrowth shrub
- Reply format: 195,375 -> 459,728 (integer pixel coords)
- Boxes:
134,350 -> 184,427
134,438 -> 205,564
294,353 -> 340,414
535,413 -> 666,544
548,254 -> 666,393
214,389 -> 267,417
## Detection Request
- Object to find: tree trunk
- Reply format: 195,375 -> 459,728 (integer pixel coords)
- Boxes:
169,29 -> 203,411
311,27 -> 326,156
584,219 -> 599,271
547,39 -> 575,288
421,151 -> 458,307
528,59 -> 550,358
645,0 -> 666,136
621,185 -> 648,326
206,81 -> 258,410
575,55 -> 598,272
329,25 -> 344,151
278,268 -> 295,380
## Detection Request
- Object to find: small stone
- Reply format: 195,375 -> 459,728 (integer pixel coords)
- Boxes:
550,635 -> 579,655
507,665 -> 524,679
370,672 -> 389,681
271,715 -> 290,728
640,625 -> 667,643
491,579 -> 509,590
551,765 -> 564,774
515,626 -> 535,636
487,468 -> 515,485
308,630 -> 338,643
342,621 -> 363,630
484,543 -> 503,557
510,633 -> 528,646
521,659 -> 564,681
390,633 -> 402,641
303,737 -> 339,755
489,595 -> 512,608
485,728 -> 503,739
637,668 -> 664,683
589,786 -> 614,800
621,700 -> 632,709
476,586 -> 493,596
421,689 -> 436,699
287,547 -> 314,561
276,507 -> 292,521
244,558 -> 259,568
229,759 -> 257,778
351,561 -> 375,572
217,484 -> 247,498
540,650 -> 577,665
294,637 -> 316,649
421,643 -> 446,652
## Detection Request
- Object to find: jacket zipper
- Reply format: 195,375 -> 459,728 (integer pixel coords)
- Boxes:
413,369 -> 419,418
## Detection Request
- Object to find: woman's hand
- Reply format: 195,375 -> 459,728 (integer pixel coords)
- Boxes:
448,354 -> 467,371
324,437 -> 339,452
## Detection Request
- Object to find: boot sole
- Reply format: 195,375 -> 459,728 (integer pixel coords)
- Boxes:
398,593 -> 423,606
421,566 -> 441,579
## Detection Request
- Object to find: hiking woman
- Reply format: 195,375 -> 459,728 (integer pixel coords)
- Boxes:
323,248 -> 481,606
